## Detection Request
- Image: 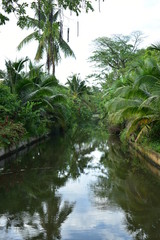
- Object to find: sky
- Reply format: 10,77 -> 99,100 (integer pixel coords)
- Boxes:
0,0 -> 160,84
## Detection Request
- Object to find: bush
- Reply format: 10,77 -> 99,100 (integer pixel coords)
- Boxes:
17,102 -> 48,136
0,120 -> 26,147
0,83 -> 20,120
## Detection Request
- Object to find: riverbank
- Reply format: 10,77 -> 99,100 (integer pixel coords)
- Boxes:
0,134 -> 49,160
129,141 -> 160,169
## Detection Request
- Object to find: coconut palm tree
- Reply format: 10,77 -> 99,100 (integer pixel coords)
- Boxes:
1,57 -> 68,129
2,58 -> 29,93
105,57 -> 160,142
15,61 -> 67,128
66,74 -> 89,98
17,0 -> 75,75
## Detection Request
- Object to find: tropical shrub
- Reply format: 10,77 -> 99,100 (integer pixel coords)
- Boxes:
17,102 -> 48,136
65,74 -> 93,124
102,54 -> 160,143
0,83 -> 20,120
0,121 -> 26,147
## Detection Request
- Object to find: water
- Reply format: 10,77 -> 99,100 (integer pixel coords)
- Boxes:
0,126 -> 160,240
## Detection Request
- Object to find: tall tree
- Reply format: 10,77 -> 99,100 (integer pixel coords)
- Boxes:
17,0 -> 75,75
89,31 -> 143,81
18,0 -> 75,75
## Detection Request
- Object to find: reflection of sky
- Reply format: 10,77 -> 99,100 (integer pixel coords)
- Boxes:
59,149 -> 132,240
0,213 -> 44,240
0,148 -> 133,239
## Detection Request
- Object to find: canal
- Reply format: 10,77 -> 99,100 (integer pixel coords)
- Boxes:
0,125 -> 160,240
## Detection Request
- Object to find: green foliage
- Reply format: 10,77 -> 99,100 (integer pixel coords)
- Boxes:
66,74 -> 90,97
70,98 -> 92,124
17,102 -> 48,136
1,0 -> 28,26
93,35 -> 160,146
2,58 -> 29,93
0,83 -> 20,120
0,121 -> 26,147
0,59 -> 71,146
0,13 -> 9,25
89,31 -> 143,82
58,0 -> 94,15
65,74 -> 93,125
1,0 -> 94,26
17,1 -> 75,74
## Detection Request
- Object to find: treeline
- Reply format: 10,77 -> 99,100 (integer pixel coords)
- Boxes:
89,31 -> 160,152
0,59 -> 99,147
0,0 -> 102,148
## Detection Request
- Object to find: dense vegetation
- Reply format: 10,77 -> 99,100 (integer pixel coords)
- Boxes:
0,58 -> 98,147
0,0 -> 100,148
0,0 -> 160,154
89,31 -> 160,152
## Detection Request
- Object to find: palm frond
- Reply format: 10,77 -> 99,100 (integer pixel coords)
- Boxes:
15,79 -> 34,95
40,98 -> 54,111
107,98 -> 141,113
135,75 -> 159,88
25,17 -> 40,29
59,38 -> 76,58
40,76 -> 58,87
17,31 -> 39,50
149,42 -> 160,51
135,125 -> 150,143
35,38 -> 45,61
27,87 -> 54,101
114,85 -> 150,99
17,57 -> 29,72
140,95 -> 160,108
49,94 -> 66,103
120,106 -> 144,119
126,115 -> 157,138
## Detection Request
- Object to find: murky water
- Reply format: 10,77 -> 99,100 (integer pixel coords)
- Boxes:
0,126 -> 160,240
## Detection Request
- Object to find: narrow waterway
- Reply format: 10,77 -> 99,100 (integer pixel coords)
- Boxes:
0,126 -> 160,240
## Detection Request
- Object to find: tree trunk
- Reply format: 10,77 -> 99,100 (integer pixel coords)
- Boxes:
52,61 -> 55,75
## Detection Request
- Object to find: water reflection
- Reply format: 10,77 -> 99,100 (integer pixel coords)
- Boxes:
90,136 -> 160,240
0,126 -> 160,239
0,136 -> 75,239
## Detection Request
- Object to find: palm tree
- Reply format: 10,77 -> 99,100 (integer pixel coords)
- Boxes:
17,0 -> 75,75
105,57 -> 160,142
15,62 -> 67,127
2,58 -> 29,93
66,74 -> 89,98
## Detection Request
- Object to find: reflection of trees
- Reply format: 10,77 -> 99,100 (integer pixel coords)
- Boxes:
90,136 -> 160,240
0,136 -> 74,239
0,125 -> 108,239
30,195 -> 74,240
0,161 -> 74,239
64,125 -> 108,179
